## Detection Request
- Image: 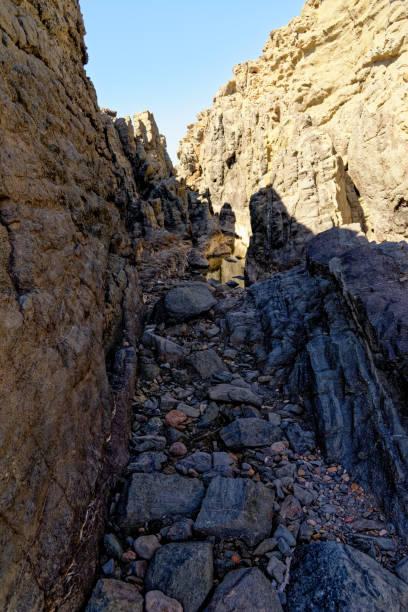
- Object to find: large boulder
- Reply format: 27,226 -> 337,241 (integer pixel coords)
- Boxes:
205,567 -> 282,612
145,542 -> 213,612
120,473 -> 205,533
153,283 -> 217,323
286,542 -> 408,611
195,476 -> 273,546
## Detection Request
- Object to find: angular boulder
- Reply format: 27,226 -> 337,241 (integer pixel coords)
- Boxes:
208,384 -> 262,407
286,542 -> 408,611
220,418 -> 281,449
120,473 -> 205,534
205,567 -> 283,611
86,579 -> 143,612
145,542 -> 213,612
188,349 -> 229,378
195,476 -> 273,546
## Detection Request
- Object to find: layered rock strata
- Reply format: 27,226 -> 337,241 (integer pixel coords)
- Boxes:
178,0 -> 408,253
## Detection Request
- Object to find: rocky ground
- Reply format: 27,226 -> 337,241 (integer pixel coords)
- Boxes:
86,272 -> 408,611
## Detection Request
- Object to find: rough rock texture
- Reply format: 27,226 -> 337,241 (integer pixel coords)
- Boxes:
0,1 -> 153,610
286,542 -> 408,611
178,0 -> 408,262
250,227 -> 408,535
85,579 -> 143,612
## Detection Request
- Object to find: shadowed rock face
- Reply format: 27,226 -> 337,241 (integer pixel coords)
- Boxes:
250,227 -> 408,536
0,1 -> 146,610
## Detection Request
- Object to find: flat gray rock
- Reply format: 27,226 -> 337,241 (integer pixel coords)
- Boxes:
141,331 -> 185,366
188,349 -> 229,378
155,284 -> 217,322
145,542 -> 213,612
205,567 -> 283,611
194,476 -> 273,546
86,579 -> 143,612
286,542 -> 408,611
208,384 -> 262,407
120,473 -> 205,534
220,418 -> 281,449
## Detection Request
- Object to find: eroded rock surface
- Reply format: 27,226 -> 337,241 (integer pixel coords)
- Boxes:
178,0 -> 408,264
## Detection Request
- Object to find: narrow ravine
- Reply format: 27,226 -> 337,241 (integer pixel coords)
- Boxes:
86,266 -> 408,611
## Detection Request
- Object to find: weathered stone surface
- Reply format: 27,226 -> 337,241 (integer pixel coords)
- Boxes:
145,590 -> 183,612
188,349 -> 229,378
205,567 -> 283,612
120,473 -> 205,533
178,0 -> 408,258
220,418 -> 281,449
145,542 -> 213,612
286,542 -> 408,611
250,228 -> 408,536
86,579 -> 143,612
195,476 -> 273,546
154,283 -> 217,323
0,2 -> 148,609
209,385 -> 262,407
141,331 -> 185,366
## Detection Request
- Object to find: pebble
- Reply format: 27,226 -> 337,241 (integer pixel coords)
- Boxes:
169,442 -> 188,457
134,535 -> 161,560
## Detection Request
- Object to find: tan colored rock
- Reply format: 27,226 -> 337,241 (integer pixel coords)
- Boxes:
178,0 -> 408,252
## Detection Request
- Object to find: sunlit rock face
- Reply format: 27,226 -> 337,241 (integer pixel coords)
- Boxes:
177,0 -> 408,250
0,1 -> 147,610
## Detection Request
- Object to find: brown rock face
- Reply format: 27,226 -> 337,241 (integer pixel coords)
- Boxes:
177,0 -> 408,263
0,1 -> 147,610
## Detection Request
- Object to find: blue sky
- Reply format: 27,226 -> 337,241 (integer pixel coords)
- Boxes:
80,1 -> 305,162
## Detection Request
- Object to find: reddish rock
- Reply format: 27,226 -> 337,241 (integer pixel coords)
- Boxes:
165,410 -> 188,429
169,442 -> 188,457
145,590 -> 183,612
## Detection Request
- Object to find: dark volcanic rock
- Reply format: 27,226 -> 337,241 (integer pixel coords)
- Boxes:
145,542 -> 213,612
220,418 -> 281,449
250,227 -> 408,537
188,349 -> 229,378
153,284 -> 217,322
141,331 -> 185,366
86,579 -> 143,612
205,567 -> 283,612
286,542 -> 408,611
120,473 -> 205,533
194,476 -> 273,546
209,385 -> 262,407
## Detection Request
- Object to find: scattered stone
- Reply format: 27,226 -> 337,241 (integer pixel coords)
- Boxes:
353,519 -> 385,532
176,451 -> 212,474
169,442 -> 188,457
146,590 -> 183,612
254,538 -> 278,556
266,556 -> 286,583
286,543 -> 408,611
177,403 -> 200,418
206,567 -> 283,611
195,476 -> 273,546
141,331 -> 185,366
103,534 -> 123,560
101,559 -> 115,577
161,518 -> 194,542
209,384 -> 262,407
145,542 -> 213,612
274,524 -> 296,547
220,418 -> 281,449
126,452 -> 166,473
133,535 -> 161,560
188,349 -> 229,378
120,473 -> 205,533
86,579 -> 143,612
284,422 -> 315,454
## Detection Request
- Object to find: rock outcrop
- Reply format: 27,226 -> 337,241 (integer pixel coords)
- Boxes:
178,0 -> 408,257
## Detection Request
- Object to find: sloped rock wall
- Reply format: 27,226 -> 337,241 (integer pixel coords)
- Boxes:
0,2 -> 147,610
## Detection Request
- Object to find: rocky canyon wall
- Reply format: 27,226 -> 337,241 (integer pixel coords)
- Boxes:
0,2 -> 195,609
177,0 -> 408,270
